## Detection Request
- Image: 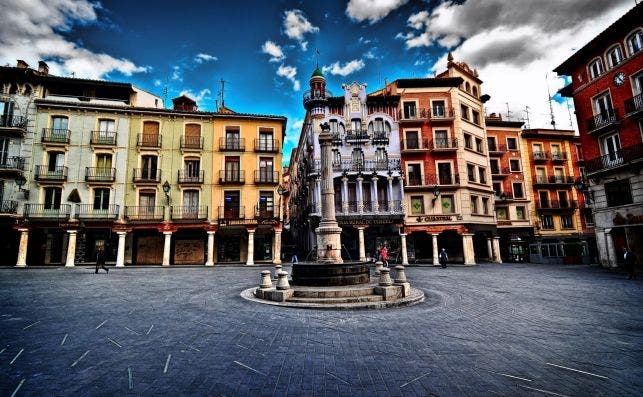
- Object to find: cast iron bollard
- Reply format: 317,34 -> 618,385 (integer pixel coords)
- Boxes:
260,270 -> 273,289
276,270 -> 291,290
379,268 -> 393,286
394,265 -> 407,283
273,264 -> 282,280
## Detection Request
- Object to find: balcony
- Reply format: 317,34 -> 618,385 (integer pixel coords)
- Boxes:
331,133 -> 343,146
254,206 -> 277,219
429,107 -> 455,121
76,204 -> 119,219
171,205 -> 208,221
218,206 -> 245,220
219,137 -> 245,151
41,128 -> 70,144
254,170 -> 279,184
398,109 -> 421,123
376,200 -> 403,213
491,167 -> 510,179
0,115 -> 27,134
372,130 -> 389,144
35,166 -> 67,182
345,129 -> 370,143
533,151 -> 549,162
136,133 -> 161,148
124,206 -> 164,221
90,131 -> 117,146
254,139 -> 280,153
85,167 -> 116,183
586,109 -> 619,134
332,159 -> 401,173
536,200 -> 578,211
132,168 -> 161,183
585,143 -> 643,175
430,138 -> 458,151
625,93 -> 643,116
180,135 -> 203,150
488,143 -> 506,156
219,170 -> 245,184
533,176 -> 575,185
401,139 -> 429,151
24,204 -> 71,219
0,156 -> 25,173
407,174 -> 460,187
178,170 -> 204,184
550,152 -> 568,162
0,200 -> 18,214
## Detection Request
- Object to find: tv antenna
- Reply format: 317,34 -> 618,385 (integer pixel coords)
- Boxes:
545,74 -> 557,129
505,102 -> 511,120
523,105 -> 531,129
218,79 -> 228,110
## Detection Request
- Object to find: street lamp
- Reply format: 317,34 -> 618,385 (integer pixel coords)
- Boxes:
162,181 -> 171,205
573,179 -> 593,203
14,174 -> 29,199
431,186 -> 441,203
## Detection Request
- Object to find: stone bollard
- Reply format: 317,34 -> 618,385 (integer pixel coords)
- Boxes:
374,260 -> 383,275
260,270 -> 273,289
276,270 -> 291,290
273,264 -> 282,280
379,267 -> 393,286
394,265 -> 407,283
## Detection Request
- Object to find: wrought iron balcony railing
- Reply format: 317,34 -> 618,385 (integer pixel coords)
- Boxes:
0,156 -> 25,171
534,176 -> 575,185
0,200 -> 18,214
178,170 -> 204,184
254,139 -> 280,152
132,168 -> 161,183
35,165 -> 67,181
171,205 -> 208,220
625,93 -> 643,115
586,109 -> 619,134
136,133 -> 161,148
401,139 -> 429,150
42,128 -> 70,144
124,206 -> 164,220
90,130 -> 117,145
585,143 -> 643,174
430,138 -> 458,150
24,204 -> 71,218
255,170 -> 279,184
76,204 -> 120,219
219,170 -> 245,184
85,167 -> 116,182
254,205 -> 276,219
218,205 -> 245,220
180,135 -> 203,150
0,115 -> 27,129
219,137 -> 245,151
536,200 -> 578,210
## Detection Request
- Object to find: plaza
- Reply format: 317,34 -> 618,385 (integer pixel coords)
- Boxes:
0,263 -> 641,396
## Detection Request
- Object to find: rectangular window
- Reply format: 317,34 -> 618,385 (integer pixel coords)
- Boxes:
607,46 -> 623,68
441,195 -> 454,214
405,130 -> 419,149
509,159 -> 520,172
432,100 -> 445,117
593,92 -> 614,119
482,197 -> 489,214
258,191 -> 274,216
600,133 -> 621,165
407,163 -> 422,186
185,159 -> 200,177
460,104 -> 469,120
332,149 -> 341,166
478,167 -> 487,184
259,128 -> 274,151
224,191 -> 241,217
605,179 -> 633,207
142,121 -> 159,146
93,188 -> 110,210
437,162 -> 453,184
541,215 -> 554,230
490,159 -> 500,174
507,137 -> 517,150
471,195 -> 478,214
259,157 -> 274,181
434,130 -> 448,148
492,182 -> 502,196
487,137 -> 497,152
410,196 -> 424,215
44,187 -> 62,210
225,127 -> 240,149
403,101 -> 416,119
516,206 -> 526,220
467,164 -> 476,182
475,137 -> 483,153
472,110 -> 480,125
464,133 -> 472,149
224,156 -> 240,180
496,207 -> 508,220
512,183 -> 524,199
141,155 -> 157,179
539,191 -> 550,208
536,167 -> 546,183
560,215 -> 574,229
589,59 -> 604,79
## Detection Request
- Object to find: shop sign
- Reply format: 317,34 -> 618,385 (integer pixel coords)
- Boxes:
415,215 -> 453,222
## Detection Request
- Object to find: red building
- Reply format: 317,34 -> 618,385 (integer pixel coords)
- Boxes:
554,3 -> 643,268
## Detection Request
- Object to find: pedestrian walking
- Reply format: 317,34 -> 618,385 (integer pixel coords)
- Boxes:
291,250 -> 299,264
624,247 -> 637,280
439,248 -> 448,268
95,245 -> 108,274
380,246 -> 389,267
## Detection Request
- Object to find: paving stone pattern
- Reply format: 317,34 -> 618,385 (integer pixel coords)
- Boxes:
0,264 -> 641,396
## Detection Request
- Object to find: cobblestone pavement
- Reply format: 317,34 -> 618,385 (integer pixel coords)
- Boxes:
0,263 -> 641,396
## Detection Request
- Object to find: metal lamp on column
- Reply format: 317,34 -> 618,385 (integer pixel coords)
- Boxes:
15,174 -> 29,199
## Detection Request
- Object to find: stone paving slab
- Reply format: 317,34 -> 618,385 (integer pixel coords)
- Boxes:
0,264 -> 641,396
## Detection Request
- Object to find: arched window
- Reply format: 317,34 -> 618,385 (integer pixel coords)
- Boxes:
465,82 -> 471,93
384,121 -> 391,133
606,45 -> 623,68
375,147 -> 388,163
588,58 -> 604,80
472,86 -> 478,97
351,148 -> 364,169
9,83 -> 17,94
626,29 -> 643,56
24,84 -> 33,96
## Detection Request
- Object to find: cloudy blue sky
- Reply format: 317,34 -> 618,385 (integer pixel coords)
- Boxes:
0,0 -> 635,164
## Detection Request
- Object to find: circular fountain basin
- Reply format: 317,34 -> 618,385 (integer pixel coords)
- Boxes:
291,261 -> 370,286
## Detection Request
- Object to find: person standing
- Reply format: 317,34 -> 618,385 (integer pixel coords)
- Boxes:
624,247 -> 637,280
291,249 -> 299,264
439,248 -> 448,269
380,245 -> 389,267
95,245 -> 108,274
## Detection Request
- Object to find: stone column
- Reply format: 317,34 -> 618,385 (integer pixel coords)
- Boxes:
315,128 -> 343,263
462,233 -> 476,265
605,229 -> 617,268
162,231 -> 172,266
492,236 -> 502,263
486,238 -> 493,262
273,229 -> 282,264
357,176 -> 364,214
400,233 -> 409,265
341,176 -> 348,213
205,231 -> 215,266
246,228 -> 255,266
65,230 -> 77,268
15,228 -> 29,268
116,231 -> 126,267
387,176 -> 394,210
432,233 -> 439,266
372,176 -> 379,213
398,176 -> 405,212
315,177 -> 322,213
358,226 -> 366,261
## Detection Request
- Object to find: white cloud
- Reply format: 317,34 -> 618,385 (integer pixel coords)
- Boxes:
277,64 -> 300,91
0,0 -> 148,79
261,40 -> 285,62
283,9 -> 319,42
194,53 -> 217,63
397,0 -> 633,131
179,88 -> 212,104
171,65 -> 182,81
364,50 -> 377,60
154,79 -> 162,87
346,0 -> 409,24
285,118 -> 304,148
322,59 -> 365,76
300,41 -> 309,51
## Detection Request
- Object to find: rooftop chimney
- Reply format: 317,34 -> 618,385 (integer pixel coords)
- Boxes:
16,60 -> 28,69
38,61 -> 49,76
